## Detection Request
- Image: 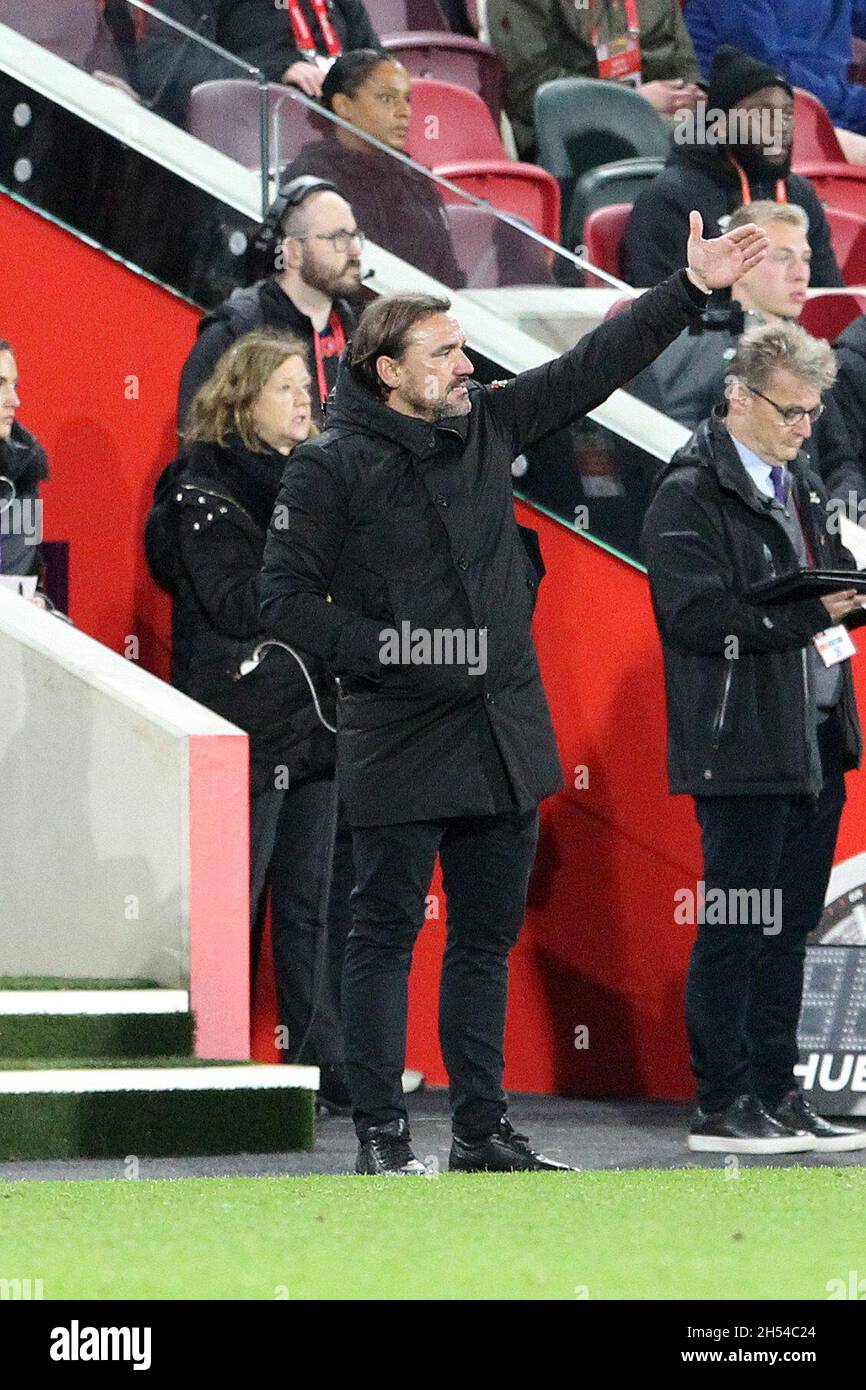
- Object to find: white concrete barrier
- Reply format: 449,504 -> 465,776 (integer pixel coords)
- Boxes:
0,586 -> 250,1056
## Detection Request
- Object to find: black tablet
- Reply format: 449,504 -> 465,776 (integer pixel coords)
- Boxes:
746,568 -> 866,606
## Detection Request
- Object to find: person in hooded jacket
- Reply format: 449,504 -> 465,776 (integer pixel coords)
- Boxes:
259,211 -> 771,1175
623,45 -> 843,288
685,0 -> 866,162
162,329 -> 353,1110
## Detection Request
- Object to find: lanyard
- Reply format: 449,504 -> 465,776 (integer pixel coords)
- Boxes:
591,0 -> 640,41
285,0 -> 342,58
591,0 -> 641,82
312,309 -> 346,410
792,494 -> 816,567
728,156 -> 788,208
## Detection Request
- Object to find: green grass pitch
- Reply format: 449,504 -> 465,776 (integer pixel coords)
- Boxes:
3,1167 -> 866,1300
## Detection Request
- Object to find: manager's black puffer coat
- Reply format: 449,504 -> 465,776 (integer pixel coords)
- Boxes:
162,436 -> 336,794
260,269 -> 710,826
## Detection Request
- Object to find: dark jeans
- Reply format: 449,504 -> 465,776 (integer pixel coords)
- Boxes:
250,776 -> 355,1069
688,716 -> 847,1114
343,808 -> 540,1142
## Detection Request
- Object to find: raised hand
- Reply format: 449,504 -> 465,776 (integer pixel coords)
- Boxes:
686,210 -> 770,291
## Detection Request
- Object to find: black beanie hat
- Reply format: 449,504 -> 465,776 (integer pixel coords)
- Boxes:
707,44 -> 793,110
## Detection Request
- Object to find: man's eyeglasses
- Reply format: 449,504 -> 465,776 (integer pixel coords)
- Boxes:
293,229 -> 366,254
750,388 -> 824,426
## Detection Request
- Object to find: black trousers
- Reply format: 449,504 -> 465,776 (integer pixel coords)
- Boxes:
343,808 -> 540,1142
688,716 -> 847,1114
250,776 -> 355,1069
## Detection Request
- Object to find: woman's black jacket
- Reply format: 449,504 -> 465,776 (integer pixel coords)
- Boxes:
166,435 -> 336,794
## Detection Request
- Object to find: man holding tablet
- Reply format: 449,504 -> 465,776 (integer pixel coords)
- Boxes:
643,320 -> 866,1155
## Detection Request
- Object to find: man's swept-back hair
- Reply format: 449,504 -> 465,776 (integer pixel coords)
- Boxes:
727,320 -> 837,396
350,293 -> 451,400
727,200 -> 809,235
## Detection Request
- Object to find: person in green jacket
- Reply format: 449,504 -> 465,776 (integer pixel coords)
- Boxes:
487,0 -> 703,156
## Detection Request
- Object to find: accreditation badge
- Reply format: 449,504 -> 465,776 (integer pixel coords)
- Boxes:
813,625 -> 857,667
592,0 -> 642,85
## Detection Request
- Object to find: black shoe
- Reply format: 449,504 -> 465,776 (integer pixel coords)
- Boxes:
773,1089 -> 866,1153
688,1093 -> 815,1154
355,1118 -> 427,1175
449,1118 -> 577,1173
317,1065 -> 352,1117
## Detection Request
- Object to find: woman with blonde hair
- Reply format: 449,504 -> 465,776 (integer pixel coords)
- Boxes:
147,329 -> 352,1110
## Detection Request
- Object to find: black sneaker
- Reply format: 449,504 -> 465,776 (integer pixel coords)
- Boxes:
355,1118 -> 427,1175
449,1118 -> 577,1172
688,1093 -> 815,1154
774,1089 -> 866,1153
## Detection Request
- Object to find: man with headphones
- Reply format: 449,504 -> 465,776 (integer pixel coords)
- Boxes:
177,176 -> 364,432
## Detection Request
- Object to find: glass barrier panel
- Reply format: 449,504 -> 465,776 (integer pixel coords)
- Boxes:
0,2 -> 680,569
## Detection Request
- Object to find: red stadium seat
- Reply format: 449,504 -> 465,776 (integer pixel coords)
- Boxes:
434,161 -> 561,241
792,88 -> 847,165
405,77 -> 504,162
365,0 -> 449,33
800,292 -> 866,341
405,81 -> 559,238
582,203 -> 631,282
824,206 -> 866,285
186,80 -> 326,168
791,162 -> 866,218
383,33 -> 502,121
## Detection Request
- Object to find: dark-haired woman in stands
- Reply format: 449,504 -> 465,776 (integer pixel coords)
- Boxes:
283,49 -> 466,286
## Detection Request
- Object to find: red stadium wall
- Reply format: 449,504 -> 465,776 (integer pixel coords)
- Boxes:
0,195 -> 198,683
5,191 -> 866,1098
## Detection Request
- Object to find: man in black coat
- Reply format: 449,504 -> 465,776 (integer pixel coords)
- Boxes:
812,312 -> 866,508
642,320 -> 866,1155
135,0 -> 381,120
623,45 -> 843,289
178,178 -> 361,431
260,210 -> 769,1175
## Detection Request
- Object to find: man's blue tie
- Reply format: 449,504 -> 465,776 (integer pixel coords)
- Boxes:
770,465 -> 787,507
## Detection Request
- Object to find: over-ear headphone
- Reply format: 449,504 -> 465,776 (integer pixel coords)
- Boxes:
247,175 -> 340,282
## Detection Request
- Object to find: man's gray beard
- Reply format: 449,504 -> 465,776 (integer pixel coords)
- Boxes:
405,396 -> 470,422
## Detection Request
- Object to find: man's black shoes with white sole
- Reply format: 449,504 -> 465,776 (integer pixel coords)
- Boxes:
688,1093 -> 815,1154
773,1089 -> 866,1153
449,1118 -> 577,1172
355,1119 -> 428,1175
